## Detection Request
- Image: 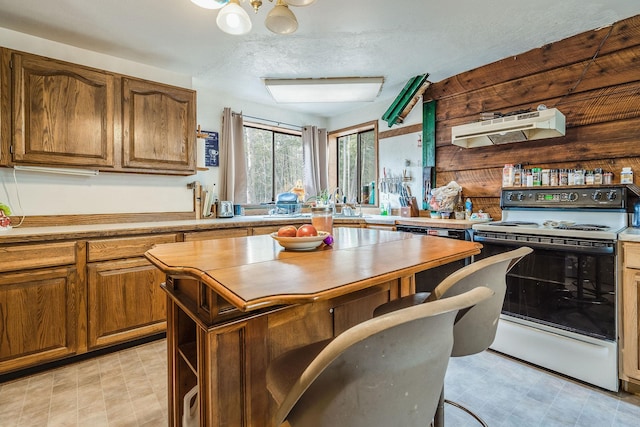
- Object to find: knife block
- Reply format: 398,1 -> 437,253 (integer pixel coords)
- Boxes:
401,197 -> 419,217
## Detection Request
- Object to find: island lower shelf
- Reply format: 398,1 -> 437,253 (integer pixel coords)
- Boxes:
165,278 -> 397,427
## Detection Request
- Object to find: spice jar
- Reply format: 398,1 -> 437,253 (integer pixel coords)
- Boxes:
524,169 -> 533,187
621,167 -> 634,184
532,168 -> 542,186
559,169 -> 569,186
585,170 -> 595,185
603,171 -> 613,185
550,169 -> 559,186
541,169 -> 550,186
513,164 -> 522,187
594,168 -> 603,185
502,164 -> 514,187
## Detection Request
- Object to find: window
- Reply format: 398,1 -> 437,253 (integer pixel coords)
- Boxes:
244,124 -> 303,204
330,121 -> 378,204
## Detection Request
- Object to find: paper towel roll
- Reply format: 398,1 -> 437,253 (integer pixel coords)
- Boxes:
197,138 -> 206,168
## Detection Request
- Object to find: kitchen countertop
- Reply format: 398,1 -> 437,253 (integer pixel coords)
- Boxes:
396,217 -> 491,229
0,213 -> 485,244
0,215 -> 366,244
618,227 -> 640,242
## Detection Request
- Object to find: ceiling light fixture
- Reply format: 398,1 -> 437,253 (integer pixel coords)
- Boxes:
190,0 -> 229,9
264,77 -> 384,103
191,0 -> 315,35
216,0 -> 252,35
265,0 -> 298,35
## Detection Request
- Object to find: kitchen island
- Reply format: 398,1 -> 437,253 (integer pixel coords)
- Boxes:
145,227 -> 481,427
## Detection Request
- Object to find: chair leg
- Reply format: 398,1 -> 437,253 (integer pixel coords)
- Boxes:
444,398 -> 488,427
433,387 -> 445,427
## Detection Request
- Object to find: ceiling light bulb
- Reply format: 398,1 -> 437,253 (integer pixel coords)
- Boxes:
217,0 -> 252,35
284,0 -> 316,6
190,0 -> 229,9
265,0 -> 298,35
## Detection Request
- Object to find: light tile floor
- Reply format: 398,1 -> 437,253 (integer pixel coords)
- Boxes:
1,339 -> 639,426
0,340 -> 167,427
445,351 -> 640,427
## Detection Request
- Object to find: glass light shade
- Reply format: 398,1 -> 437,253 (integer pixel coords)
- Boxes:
216,0 -> 252,35
265,1 -> 298,35
190,0 -> 229,9
284,0 -> 316,6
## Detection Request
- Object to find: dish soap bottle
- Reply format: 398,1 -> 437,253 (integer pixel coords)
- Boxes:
370,181 -> 375,205
465,198 -> 473,220
634,200 -> 640,228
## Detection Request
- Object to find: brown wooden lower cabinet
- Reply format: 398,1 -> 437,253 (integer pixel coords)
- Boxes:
86,258 -> 167,349
165,278 -> 395,427
622,242 -> 640,387
0,267 -> 78,373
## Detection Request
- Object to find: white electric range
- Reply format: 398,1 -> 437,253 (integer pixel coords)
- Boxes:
472,185 -> 635,391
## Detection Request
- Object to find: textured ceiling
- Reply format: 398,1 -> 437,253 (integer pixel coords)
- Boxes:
0,0 -> 639,118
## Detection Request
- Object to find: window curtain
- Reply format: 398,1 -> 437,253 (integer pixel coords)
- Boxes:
302,126 -> 328,198
219,108 -> 248,203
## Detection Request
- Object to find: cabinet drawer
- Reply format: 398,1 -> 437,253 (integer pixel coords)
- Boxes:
87,234 -> 178,262
624,243 -> 640,269
251,225 -> 283,235
0,242 -> 76,273
183,228 -> 249,241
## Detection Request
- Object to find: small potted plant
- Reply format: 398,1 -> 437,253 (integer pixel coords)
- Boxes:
307,188 -> 331,207
0,202 -> 12,230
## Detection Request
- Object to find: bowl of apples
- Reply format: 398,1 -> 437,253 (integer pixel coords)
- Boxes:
271,224 -> 330,251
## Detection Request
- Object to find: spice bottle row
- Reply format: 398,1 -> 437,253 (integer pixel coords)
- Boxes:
501,164 -> 633,187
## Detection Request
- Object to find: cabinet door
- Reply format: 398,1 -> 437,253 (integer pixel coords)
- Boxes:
122,77 -> 196,174
0,267 -> 78,374
87,257 -> 167,349
622,267 -> 640,382
11,52 -> 115,167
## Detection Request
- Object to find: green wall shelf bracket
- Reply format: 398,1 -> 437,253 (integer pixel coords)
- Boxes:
381,74 -> 430,128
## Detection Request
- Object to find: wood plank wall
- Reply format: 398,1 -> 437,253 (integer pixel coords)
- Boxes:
423,14 -> 640,220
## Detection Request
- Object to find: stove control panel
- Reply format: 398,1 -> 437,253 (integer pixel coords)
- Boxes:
501,186 -> 627,209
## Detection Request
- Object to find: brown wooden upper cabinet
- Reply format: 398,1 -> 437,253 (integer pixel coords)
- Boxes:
122,77 -> 196,174
2,48 -> 197,175
10,51 -> 116,168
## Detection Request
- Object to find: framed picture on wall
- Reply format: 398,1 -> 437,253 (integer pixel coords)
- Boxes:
202,131 -> 219,167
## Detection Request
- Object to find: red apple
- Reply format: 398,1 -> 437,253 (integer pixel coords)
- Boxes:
296,224 -> 318,237
277,225 -> 298,237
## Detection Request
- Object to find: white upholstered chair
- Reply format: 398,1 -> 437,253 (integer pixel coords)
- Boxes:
373,246 -> 533,426
266,286 -> 495,427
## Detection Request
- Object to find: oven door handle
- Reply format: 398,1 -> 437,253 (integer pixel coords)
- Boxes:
473,235 -> 615,254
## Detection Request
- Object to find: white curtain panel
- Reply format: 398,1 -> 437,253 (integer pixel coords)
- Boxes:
219,107 -> 248,203
302,126 -> 328,198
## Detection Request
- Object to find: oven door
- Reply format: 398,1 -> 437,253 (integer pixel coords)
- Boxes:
474,237 -> 616,341
397,226 -> 472,292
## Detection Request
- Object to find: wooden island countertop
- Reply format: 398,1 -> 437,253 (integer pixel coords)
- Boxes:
145,227 -> 481,427
145,227 -> 481,311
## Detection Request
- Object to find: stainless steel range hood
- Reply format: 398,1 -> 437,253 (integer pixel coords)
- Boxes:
451,108 -> 566,148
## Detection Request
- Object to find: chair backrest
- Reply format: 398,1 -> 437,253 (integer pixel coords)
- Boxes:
428,246 -> 532,357
274,286 -> 495,427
